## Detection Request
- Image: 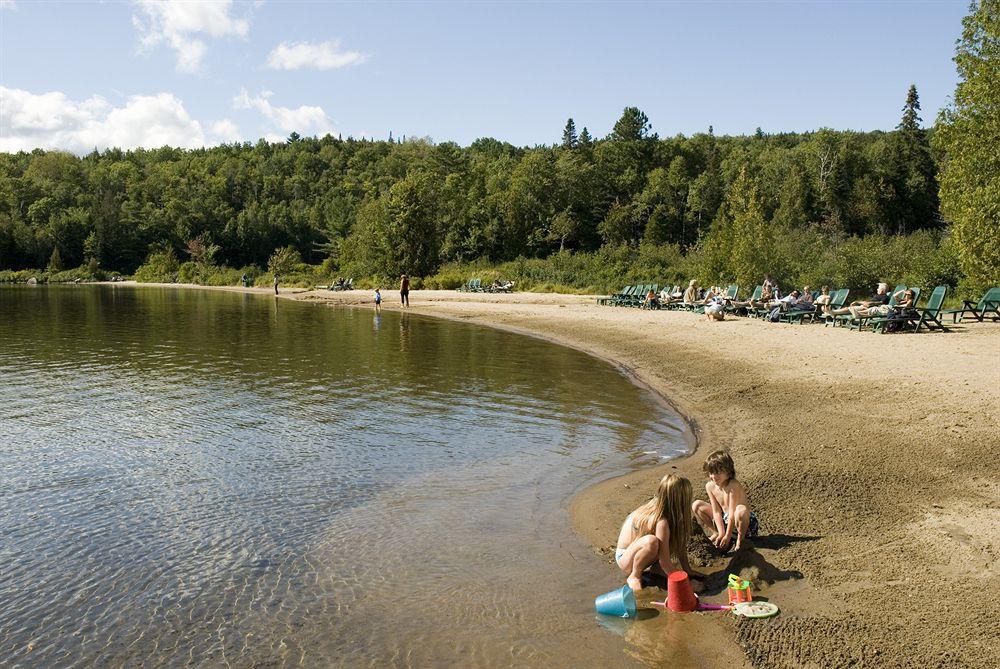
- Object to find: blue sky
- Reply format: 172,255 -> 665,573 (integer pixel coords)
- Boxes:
0,1 -> 970,153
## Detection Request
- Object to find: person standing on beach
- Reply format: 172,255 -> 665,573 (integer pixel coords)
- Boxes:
273,275 -> 279,295
374,288 -> 382,313
399,274 -> 410,307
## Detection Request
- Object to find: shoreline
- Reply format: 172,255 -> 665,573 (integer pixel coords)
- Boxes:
95,282 -> 1000,667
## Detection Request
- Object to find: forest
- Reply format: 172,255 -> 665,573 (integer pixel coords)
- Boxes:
1,3 -> 996,296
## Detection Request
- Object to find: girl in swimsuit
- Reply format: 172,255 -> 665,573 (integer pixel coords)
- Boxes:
614,474 -> 701,592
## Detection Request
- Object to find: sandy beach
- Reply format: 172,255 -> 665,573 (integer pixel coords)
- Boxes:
133,283 -> 1000,667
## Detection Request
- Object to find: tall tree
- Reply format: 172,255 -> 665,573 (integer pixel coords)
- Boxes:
561,118 -> 578,149
898,84 -> 922,134
934,0 -> 1000,292
610,107 -> 655,142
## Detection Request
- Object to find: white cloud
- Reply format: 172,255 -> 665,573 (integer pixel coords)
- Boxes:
266,40 -> 366,71
0,1 -> 19,11
131,0 -> 250,73
210,118 -> 241,143
233,88 -> 336,136
0,86 -> 208,152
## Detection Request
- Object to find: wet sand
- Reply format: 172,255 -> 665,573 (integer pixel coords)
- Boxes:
124,284 -> 1000,667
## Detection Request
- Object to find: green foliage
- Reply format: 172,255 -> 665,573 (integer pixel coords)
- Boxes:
47,246 -> 64,272
133,249 -> 180,283
267,246 -> 303,276
934,0 -> 1000,295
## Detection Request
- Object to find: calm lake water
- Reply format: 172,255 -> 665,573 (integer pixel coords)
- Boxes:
0,285 -> 692,668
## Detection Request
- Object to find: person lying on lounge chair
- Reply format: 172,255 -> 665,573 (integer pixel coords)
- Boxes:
829,282 -> 889,317
659,285 -> 673,306
815,286 -> 832,312
847,287 -> 910,319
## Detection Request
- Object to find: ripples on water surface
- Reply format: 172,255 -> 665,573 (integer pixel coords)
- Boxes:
0,285 -> 691,667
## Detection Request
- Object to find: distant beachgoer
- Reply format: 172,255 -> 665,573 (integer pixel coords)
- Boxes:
241,273 -> 248,287
692,450 -> 758,553
273,275 -> 279,295
643,287 -> 658,309
615,474 -> 701,592
374,287 -> 382,313
400,274 -> 410,307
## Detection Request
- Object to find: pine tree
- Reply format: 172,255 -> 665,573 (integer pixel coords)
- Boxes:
47,246 -> 64,272
898,84 -> 922,134
578,127 -> 593,149
610,107 -> 655,142
561,118 -> 577,149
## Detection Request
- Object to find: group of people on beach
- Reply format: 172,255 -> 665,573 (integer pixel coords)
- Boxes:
373,275 -> 410,313
646,275 -> 914,324
615,450 -> 757,592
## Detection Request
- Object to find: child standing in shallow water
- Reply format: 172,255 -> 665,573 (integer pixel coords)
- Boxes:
615,474 -> 700,592
374,288 -> 382,313
692,450 -> 758,552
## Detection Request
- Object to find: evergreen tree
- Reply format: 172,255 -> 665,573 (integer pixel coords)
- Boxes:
561,118 -> 578,149
934,0 -> 1000,293
898,84 -> 922,134
47,246 -> 63,272
610,107 -> 655,142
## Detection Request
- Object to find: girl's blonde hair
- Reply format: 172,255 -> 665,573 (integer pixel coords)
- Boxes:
631,474 -> 693,560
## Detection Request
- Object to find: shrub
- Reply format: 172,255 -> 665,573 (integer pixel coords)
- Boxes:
134,249 -> 180,283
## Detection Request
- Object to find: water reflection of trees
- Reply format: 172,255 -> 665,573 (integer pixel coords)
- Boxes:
5,286 -> 686,458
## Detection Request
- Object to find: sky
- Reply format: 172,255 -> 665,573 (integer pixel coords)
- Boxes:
0,0 -> 971,153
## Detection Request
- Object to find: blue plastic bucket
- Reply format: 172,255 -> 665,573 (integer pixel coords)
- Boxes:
595,585 -> 637,618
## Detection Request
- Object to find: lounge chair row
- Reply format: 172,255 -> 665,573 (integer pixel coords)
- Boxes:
318,278 -> 354,291
596,282 -> 1000,334
457,278 -> 515,293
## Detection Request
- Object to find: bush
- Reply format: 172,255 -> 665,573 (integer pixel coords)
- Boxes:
134,249 -> 180,283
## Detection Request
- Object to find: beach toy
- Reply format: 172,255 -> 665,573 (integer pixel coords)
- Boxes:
731,601 -> 779,619
595,585 -> 637,618
727,574 -> 753,605
666,571 -> 698,612
651,595 -> 731,612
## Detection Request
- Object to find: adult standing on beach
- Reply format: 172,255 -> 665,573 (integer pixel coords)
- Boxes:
400,274 -> 410,307
273,275 -> 279,295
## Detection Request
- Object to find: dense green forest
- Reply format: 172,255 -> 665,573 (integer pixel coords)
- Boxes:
1,2 -> 996,295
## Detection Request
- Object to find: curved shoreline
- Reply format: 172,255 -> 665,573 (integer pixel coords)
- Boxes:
97,283 -> 1000,667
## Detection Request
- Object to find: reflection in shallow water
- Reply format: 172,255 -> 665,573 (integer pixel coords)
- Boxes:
0,286 -> 691,667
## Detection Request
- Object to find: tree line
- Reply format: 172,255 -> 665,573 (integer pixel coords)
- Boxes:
0,2 -> 996,294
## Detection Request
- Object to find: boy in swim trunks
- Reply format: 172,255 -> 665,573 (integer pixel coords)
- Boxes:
692,450 -> 759,552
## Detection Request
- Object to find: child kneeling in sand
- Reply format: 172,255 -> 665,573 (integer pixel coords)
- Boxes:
692,450 -> 758,552
615,474 -> 699,592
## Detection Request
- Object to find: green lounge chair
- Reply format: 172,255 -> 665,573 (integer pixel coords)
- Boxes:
847,285 -> 915,331
939,287 -> 1000,323
830,285 -> 904,329
872,285 -> 947,334
611,285 -> 636,306
598,285 -> 629,306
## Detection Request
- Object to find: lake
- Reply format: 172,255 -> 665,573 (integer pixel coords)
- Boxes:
0,285 -> 691,667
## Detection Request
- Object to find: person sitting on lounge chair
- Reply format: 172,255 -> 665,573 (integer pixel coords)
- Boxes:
790,286 -> 815,311
847,286 -> 909,319
815,286 -> 832,312
658,285 -> 673,306
829,282 -> 890,317
682,280 -> 699,307
643,287 -> 659,309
